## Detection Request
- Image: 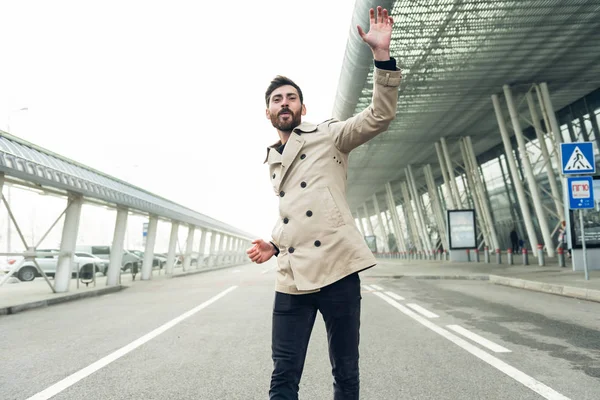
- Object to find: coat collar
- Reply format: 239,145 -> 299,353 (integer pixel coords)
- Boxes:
263,121 -> 317,163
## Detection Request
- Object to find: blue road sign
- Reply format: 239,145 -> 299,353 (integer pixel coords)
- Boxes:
561,142 -> 596,175
567,176 -> 595,209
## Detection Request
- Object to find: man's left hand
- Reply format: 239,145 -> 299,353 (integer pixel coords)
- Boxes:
357,6 -> 393,61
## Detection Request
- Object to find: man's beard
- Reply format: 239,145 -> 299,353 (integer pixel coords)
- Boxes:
270,109 -> 301,132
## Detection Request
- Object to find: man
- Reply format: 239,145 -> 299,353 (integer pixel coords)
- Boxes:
246,6 -> 401,400
510,228 -> 519,254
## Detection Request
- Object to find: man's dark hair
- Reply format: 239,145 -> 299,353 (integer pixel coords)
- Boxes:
265,75 -> 304,106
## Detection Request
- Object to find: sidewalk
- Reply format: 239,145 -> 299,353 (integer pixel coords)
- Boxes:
0,263 -> 240,316
366,256 -> 600,303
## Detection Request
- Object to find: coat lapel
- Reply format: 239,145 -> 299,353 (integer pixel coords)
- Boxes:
279,133 -> 305,185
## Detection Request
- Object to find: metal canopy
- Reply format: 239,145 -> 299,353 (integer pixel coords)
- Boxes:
334,0 -> 600,211
0,131 -> 255,240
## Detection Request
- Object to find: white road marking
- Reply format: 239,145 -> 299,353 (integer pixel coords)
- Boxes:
384,291 -> 405,301
27,286 -> 238,400
406,303 -> 439,318
261,269 -> 270,274
232,269 -> 241,273
370,284 -> 384,291
447,325 -> 512,353
362,285 -> 375,291
373,292 -> 571,400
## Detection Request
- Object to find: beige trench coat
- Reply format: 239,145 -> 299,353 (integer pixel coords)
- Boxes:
265,67 -> 401,295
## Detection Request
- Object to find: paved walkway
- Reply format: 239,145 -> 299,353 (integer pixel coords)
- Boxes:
369,256 -> 600,302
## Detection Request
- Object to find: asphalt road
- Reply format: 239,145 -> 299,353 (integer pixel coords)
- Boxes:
1,260 -> 599,399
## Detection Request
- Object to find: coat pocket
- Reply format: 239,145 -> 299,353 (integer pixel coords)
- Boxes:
321,186 -> 345,228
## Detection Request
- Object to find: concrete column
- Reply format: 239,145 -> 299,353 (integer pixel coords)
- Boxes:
372,194 -> 389,252
182,225 -> 195,271
355,212 -> 365,237
226,235 -> 234,264
465,137 -> 500,250
401,181 -> 423,253
54,194 -> 83,293
492,94 -> 539,254
435,142 -> 456,209
441,138 -> 463,208
459,140 -> 491,249
406,166 -> 433,255
217,233 -> 226,265
141,214 -> 159,280
424,165 -> 448,250
526,91 -> 564,222
208,230 -> 217,267
197,228 -> 207,267
538,82 -> 565,189
107,207 -> 128,286
504,85 -> 554,256
385,182 -> 407,253
498,155 -> 525,239
166,221 -> 179,275
361,204 -> 375,238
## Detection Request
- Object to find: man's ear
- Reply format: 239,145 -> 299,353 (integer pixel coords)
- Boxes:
301,104 -> 307,116
265,108 -> 271,120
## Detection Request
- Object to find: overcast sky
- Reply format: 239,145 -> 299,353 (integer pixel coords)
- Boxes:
0,0 -> 357,248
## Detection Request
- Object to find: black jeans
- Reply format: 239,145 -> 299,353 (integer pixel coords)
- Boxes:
269,272 -> 362,400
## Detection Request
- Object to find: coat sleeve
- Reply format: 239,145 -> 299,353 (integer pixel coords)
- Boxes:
327,67 -> 402,153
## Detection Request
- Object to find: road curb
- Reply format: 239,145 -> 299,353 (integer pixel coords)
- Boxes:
370,274 -> 490,281
171,264 -> 241,278
0,285 -> 127,316
489,275 -> 600,303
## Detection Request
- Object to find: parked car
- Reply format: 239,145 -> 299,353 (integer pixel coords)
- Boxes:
4,250 -> 105,282
75,245 -> 142,272
128,250 -> 167,269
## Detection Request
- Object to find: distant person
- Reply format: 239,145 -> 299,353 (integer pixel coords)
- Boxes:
246,6 -> 400,399
510,228 -> 519,254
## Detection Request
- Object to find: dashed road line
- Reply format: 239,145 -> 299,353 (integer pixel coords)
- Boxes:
447,325 -> 511,353
406,303 -> 439,318
373,292 -> 570,400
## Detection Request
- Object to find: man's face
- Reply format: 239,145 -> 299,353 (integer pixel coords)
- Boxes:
266,85 -> 306,132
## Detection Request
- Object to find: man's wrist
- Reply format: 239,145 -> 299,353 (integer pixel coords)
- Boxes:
269,241 -> 280,257
372,48 -> 390,62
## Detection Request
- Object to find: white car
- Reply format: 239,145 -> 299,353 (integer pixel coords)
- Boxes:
3,250 -> 105,282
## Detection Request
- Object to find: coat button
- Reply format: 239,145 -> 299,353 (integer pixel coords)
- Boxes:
306,210 -> 313,217
314,240 -> 321,247
300,154 -> 306,160
280,191 -> 285,197
301,181 -> 307,188
272,173 -> 276,179
289,247 -> 295,253
283,217 -> 289,224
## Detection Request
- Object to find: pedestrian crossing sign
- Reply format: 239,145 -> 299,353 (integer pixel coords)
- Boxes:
560,142 -> 596,175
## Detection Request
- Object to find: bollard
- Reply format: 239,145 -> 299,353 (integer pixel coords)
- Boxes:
484,247 -> 490,263
496,248 -> 502,264
466,249 -> 471,262
474,248 -> 480,262
444,250 -> 448,261
537,244 -> 545,266
522,248 -> 529,265
438,249 -> 442,261
558,247 -> 565,267
507,248 -> 513,265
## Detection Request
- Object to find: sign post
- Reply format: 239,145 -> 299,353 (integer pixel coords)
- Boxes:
561,142 -> 596,280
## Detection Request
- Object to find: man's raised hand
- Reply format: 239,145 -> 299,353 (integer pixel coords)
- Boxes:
246,239 -> 276,264
357,6 -> 393,61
